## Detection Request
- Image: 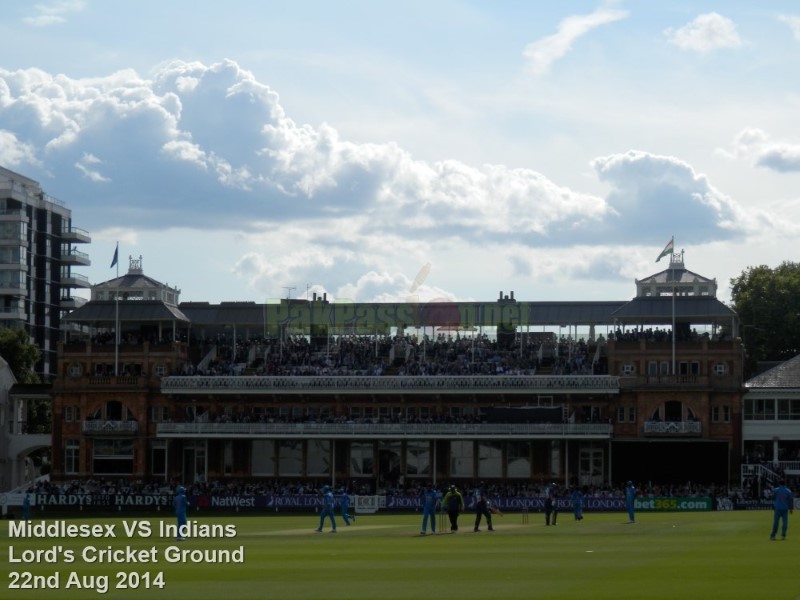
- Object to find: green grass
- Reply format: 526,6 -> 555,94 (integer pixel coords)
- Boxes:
1,511 -> 796,599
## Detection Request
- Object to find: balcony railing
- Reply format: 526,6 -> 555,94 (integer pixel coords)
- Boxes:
156,422 -> 613,438
82,420 -> 139,434
642,420 -> 701,436
160,375 -> 620,395
622,375 -> 741,390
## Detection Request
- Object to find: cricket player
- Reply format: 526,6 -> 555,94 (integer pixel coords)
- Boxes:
22,493 -> 31,520
770,480 -> 794,541
442,485 -> 464,532
570,486 -> 584,521
174,486 -> 188,541
625,481 -> 636,523
473,484 -> 494,532
339,487 -> 354,525
420,484 -> 441,535
316,485 -> 337,533
545,482 -> 559,526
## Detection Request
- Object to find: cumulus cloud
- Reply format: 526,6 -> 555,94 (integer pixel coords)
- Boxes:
721,127 -> 800,173
0,130 -> 40,167
591,150 -> 762,241
779,15 -> 800,41
522,4 -> 629,75
0,60 -> 771,301
0,60 -> 617,239
664,13 -> 742,53
22,0 -> 86,27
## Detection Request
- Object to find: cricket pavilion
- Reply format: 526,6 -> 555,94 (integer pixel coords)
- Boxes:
50,251 -> 742,491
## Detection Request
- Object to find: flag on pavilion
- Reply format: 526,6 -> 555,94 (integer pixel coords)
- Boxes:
655,237 -> 674,262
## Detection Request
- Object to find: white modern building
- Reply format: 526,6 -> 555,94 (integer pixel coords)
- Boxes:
0,166 -> 91,378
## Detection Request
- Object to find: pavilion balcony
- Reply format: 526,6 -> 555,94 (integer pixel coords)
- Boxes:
156,421 -> 613,440
642,420 -> 702,437
82,420 -> 139,435
160,374 -> 620,396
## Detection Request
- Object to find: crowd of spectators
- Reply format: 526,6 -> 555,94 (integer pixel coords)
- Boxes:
181,332 -> 606,378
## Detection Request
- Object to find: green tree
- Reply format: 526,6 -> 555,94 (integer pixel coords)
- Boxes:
0,327 -> 41,384
730,261 -> 800,377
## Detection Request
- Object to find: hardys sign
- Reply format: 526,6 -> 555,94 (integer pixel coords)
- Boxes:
34,494 -> 173,508
23,493 -> 713,512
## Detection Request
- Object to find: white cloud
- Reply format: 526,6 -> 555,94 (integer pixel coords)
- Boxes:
779,15 -> 800,41
22,0 -> 86,27
0,130 -> 40,167
664,13 -> 742,53
522,4 -> 629,75
591,150 -> 768,240
0,60 -> 781,302
75,152 -> 110,182
722,128 -> 800,173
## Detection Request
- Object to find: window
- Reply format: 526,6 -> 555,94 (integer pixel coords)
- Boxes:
307,440 -> 331,475
278,440 -> 303,475
68,363 -> 82,377
406,440 -> 431,477
477,441 -> 502,478
251,440 -> 275,476
223,440 -> 233,475
621,363 -> 635,375
648,361 -> 658,376
617,406 -> 625,422
712,405 -> 731,423
65,406 -> 73,422
777,399 -> 800,420
92,439 -> 133,474
450,440 -> 474,477
660,361 -> 670,375
506,442 -> 531,478
744,398 -> 775,420
65,440 -> 80,474
713,362 -> 728,375
151,440 -> 166,476
350,441 -> 374,477
154,364 -> 167,377
153,406 -> 169,421
628,406 -> 636,422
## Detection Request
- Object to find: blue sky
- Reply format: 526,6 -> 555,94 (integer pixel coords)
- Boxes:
1,1 -> 799,304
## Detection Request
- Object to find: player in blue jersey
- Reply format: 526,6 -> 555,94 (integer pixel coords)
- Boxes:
339,487 -> 354,525
770,480 -> 794,541
316,485 -> 337,533
420,484 -> 441,535
625,481 -> 636,523
22,493 -> 31,520
570,486 -> 584,521
174,486 -> 188,541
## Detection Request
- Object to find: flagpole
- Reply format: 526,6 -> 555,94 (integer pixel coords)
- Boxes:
670,238 -> 676,374
113,243 -> 119,376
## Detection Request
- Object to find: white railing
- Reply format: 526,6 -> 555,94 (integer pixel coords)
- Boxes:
156,422 -> 613,438
643,421 -> 702,434
82,420 -> 139,433
161,374 -> 620,395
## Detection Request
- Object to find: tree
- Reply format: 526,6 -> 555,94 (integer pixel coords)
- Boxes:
730,261 -> 800,377
0,327 -> 41,384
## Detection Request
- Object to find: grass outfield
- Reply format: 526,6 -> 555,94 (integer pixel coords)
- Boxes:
1,510 -> 795,600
